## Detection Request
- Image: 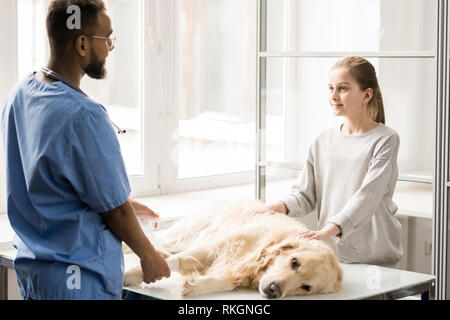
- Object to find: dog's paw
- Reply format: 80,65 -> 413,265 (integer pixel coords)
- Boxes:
123,266 -> 144,286
181,276 -> 199,297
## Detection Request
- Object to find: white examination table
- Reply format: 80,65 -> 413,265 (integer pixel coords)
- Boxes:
0,243 -> 435,300
122,253 -> 435,300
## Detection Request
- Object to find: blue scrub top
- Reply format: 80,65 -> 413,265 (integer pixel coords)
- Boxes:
1,72 -> 131,300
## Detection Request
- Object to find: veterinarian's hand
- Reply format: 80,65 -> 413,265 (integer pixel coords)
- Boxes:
140,249 -> 171,284
129,198 -> 159,228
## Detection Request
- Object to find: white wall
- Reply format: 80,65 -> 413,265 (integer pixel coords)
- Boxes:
0,0 -> 18,214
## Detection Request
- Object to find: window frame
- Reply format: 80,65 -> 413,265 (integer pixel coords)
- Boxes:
0,0 -> 260,206
2,0 -> 261,211
132,0 -> 258,197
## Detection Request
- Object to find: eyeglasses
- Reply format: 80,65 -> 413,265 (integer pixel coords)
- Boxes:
87,33 -> 116,50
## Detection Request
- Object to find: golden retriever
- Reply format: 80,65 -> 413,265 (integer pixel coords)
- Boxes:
124,201 -> 343,298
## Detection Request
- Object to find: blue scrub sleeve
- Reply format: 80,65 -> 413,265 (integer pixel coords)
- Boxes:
63,108 -> 131,213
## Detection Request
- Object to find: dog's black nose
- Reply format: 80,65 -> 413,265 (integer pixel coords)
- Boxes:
264,282 -> 281,299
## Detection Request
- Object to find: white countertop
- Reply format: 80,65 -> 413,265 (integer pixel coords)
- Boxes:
0,179 -> 433,249
393,181 -> 433,219
131,180 -> 433,220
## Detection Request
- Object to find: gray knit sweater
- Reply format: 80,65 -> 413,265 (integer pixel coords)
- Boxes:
282,123 -> 403,268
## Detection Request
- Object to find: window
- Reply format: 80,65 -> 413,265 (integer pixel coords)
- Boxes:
18,0 -> 48,79
81,0 -> 143,176
15,0 -> 436,204
174,0 -> 256,179
16,0 -> 258,198
258,0 -> 437,189
141,0 -> 258,194
18,0 -> 144,177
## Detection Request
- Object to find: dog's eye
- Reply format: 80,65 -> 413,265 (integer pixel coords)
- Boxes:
300,284 -> 311,292
290,258 -> 300,269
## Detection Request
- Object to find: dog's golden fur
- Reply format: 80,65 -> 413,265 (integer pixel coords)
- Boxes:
125,201 -> 343,298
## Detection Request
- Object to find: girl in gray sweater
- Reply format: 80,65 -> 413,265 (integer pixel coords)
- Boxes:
266,56 -> 403,268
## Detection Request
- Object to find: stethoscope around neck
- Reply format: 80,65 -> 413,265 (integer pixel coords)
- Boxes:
40,67 -> 127,135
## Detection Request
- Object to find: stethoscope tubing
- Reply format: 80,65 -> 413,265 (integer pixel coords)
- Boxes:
40,67 -> 127,135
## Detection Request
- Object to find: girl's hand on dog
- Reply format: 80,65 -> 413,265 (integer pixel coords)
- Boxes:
295,223 -> 341,242
295,229 -> 327,241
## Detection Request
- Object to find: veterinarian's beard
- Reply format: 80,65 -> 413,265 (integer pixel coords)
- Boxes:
84,51 -> 107,80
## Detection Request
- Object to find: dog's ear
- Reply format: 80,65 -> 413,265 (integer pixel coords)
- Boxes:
271,238 -> 299,254
239,238 -> 300,279
252,239 -> 293,271
235,241 -> 276,280
257,239 -> 298,269
279,243 -> 295,251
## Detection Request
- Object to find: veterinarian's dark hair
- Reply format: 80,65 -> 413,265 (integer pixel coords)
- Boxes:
331,56 -> 385,124
46,0 -> 105,54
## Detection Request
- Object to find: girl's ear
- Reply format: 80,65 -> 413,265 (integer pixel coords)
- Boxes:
363,87 -> 374,104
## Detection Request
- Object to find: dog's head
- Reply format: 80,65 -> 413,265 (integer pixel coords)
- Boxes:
258,238 -> 343,299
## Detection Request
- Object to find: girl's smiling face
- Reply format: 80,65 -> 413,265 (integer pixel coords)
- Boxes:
328,67 -> 372,118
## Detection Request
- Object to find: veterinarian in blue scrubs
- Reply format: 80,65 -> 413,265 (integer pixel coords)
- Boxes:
1,0 -> 169,300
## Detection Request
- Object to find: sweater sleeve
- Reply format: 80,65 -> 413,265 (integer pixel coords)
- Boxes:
327,133 -> 400,241
281,146 -> 317,217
